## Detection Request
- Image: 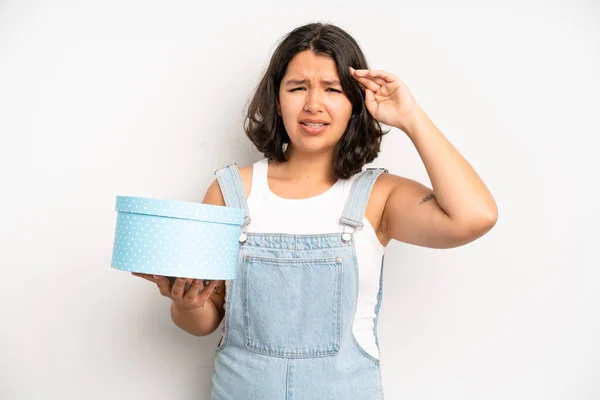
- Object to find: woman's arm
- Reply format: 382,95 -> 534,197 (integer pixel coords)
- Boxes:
350,68 -> 498,249
381,107 -> 498,249
169,179 -> 228,335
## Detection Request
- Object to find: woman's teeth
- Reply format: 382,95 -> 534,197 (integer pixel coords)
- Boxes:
302,123 -> 326,127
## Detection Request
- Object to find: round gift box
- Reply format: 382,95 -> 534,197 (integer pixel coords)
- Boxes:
111,196 -> 245,280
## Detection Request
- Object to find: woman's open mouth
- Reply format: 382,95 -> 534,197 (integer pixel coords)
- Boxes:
300,122 -> 328,135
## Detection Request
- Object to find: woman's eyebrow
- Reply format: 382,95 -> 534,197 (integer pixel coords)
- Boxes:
284,79 -> 341,86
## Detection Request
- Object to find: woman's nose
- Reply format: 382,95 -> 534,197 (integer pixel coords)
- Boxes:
303,90 -> 324,113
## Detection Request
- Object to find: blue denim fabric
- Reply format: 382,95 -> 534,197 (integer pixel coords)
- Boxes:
211,164 -> 387,400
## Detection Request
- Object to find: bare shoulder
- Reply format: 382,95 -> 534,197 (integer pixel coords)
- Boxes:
202,164 -> 254,205
372,172 -> 434,207
371,172 -> 415,198
202,179 -> 226,206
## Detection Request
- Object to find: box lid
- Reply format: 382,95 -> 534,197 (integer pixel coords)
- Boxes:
115,196 -> 245,225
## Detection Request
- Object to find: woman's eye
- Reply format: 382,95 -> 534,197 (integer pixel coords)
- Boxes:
290,88 -> 341,93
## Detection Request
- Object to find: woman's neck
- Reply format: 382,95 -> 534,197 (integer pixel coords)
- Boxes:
272,148 -> 337,184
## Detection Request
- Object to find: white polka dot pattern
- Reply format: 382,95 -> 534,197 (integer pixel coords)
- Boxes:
110,196 -> 244,279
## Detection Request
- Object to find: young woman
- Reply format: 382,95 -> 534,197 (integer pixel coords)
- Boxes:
133,22 -> 498,399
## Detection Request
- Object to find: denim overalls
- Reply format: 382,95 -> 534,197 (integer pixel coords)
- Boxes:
211,163 -> 387,400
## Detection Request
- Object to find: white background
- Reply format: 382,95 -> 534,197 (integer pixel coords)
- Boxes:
1,1 -> 598,399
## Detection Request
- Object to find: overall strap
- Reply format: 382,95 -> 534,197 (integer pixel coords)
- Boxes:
339,167 -> 388,235
214,163 -> 251,230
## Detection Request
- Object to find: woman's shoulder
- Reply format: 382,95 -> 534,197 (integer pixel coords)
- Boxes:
206,161 -> 256,203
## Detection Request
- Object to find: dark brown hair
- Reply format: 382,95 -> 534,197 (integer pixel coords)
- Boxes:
244,22 -> 390,179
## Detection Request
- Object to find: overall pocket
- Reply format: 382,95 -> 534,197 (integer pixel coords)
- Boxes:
242,255 -> 343,358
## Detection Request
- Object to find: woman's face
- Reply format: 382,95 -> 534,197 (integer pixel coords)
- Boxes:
277,50 -> 353,157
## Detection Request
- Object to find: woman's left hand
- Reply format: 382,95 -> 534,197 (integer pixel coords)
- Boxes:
349,66 -> 420,132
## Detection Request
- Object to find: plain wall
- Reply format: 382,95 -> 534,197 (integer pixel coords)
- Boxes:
1,1 -> 598,399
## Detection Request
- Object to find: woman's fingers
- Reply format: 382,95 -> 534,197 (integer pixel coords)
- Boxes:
357,73 -> 387,87
131,272 -> 156,283
174,279 -> 218,308
371,76 -> 388,86
196,280 -> 219,305
183,279 -> 204,302
131,272 -> 213,307
350,67 -> 397,91
131,272 -> 171,297
170,277 -> 186,299
350,67 -> 381,88
353,75 -> 380,92
154,275 -> 172,296
352,68 -> 398,83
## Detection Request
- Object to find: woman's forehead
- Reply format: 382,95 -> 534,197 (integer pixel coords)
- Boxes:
285,51 -> 339,75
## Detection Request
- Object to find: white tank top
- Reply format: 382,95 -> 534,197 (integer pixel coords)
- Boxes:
219,158 -> 386,360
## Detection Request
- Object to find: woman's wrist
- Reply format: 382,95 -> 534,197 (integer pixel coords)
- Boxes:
170,298 -> 219,336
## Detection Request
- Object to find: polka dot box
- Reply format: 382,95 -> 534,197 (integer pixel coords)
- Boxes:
111,195 -> 245,279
